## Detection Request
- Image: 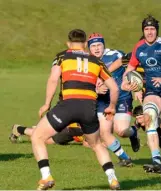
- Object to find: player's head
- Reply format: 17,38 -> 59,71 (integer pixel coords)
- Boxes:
133,105 -> 145,126
87,33 -> 105,58
142,15 -> 159,43
67,29 -> 87,49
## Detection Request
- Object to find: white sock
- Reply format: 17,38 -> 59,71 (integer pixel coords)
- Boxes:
40,166 -> 51,180
105,168 -> 117,184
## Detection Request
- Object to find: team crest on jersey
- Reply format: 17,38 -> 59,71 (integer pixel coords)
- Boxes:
139,52 -> 147,57
146,57 -> 157,67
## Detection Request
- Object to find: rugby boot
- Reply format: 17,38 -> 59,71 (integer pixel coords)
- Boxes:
109,179 -> 120,190
143,163 -> 161,174
37,175 -> 55,190
9,124 -> 21,143
118,158 -> 133,167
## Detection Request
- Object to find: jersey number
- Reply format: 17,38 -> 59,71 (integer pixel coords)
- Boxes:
77,57 -> 88,73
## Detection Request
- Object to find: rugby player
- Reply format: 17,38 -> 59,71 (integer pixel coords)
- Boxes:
31,29 -> 120,190
123,15 -> 161,173
88,33 -> 139,167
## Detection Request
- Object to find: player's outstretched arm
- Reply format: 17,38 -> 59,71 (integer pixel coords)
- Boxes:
108,58 -> 122,73
39,65 -> 61,118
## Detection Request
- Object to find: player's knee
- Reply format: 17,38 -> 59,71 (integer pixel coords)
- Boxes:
114,125 -> 128,137
143,102 -> 159,131
90,141 -> 103,152
114,114 -> 131,137
115,128 -> 127,137
31,130 -> 45,143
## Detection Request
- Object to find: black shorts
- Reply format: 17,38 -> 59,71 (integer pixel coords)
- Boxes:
52,127 -> 83,145
46,99 -> 99,134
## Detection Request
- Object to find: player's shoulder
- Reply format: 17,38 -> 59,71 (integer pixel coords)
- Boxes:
156,37 -> 161,44
134,39 -> 146,50
52,49 -> 67,66
89,54 -> 104,65
55,49 -> 68,58
103,48 -> 123,58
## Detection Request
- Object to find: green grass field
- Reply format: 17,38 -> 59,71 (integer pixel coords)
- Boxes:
1,0 -> 161,190
0,66 -> 161,190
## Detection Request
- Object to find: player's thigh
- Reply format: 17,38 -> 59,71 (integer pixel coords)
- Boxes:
46,100 -> 75,133
84,129 -> 101,147
114,99 -> 132,132
32,115 -> 57,141
98,113 -> 113,136
79,100 -> 99,134
114,113 -> 131,132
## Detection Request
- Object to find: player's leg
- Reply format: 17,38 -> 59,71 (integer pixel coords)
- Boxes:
98,113 -> 132,167
84,129 -> 120,190
143,95 -> 161,173
31,116 -> 56,190
80,100 -> 120,190
51,127 -> 74,145
31,100 -> 74,190
114,99 -> 140,152
9,124 -> 34,143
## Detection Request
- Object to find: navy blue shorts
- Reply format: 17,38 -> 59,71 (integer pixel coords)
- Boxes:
97,98 -> 133,114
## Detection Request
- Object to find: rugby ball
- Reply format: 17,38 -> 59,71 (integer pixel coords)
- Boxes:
125,71 -> 143,92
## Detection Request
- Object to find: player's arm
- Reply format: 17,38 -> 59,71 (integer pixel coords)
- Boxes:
39,55 -> 62,118
108,50 -> 123,72
104,77 -> 119,108
99,62 -> 119,119
108,58 -> 122,72
108,51 -> 123,72
123,45 -> 140,77
45,65 -> 61,106
121,45 -> 140,92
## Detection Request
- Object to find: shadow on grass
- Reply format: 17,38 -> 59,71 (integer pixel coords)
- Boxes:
62,177 -> 159,190
132,158 -> 151,165
0,153 -> 33,161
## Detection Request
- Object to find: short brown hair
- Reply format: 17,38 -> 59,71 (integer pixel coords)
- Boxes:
68,29 -> 86,43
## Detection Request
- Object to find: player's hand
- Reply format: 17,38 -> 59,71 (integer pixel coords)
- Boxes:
96,78 -> 104,87
152,77 -> 161,87
104,106 -> 116,121
39,104 -> 50,118
134,91 -> 143,104
121,79 -> 138,92
97,84 -> 108,94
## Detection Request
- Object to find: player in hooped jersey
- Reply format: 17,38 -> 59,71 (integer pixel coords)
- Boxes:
31,29 -> 120,190
123,15 -> 161,173
88,33 -> 140,167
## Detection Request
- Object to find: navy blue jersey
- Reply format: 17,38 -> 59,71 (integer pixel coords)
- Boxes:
97,48 -> 132,104
129,38 -> 161,96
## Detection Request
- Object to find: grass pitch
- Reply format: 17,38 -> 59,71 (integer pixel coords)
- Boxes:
0,0 -> 161,189
0,66 -> 161,190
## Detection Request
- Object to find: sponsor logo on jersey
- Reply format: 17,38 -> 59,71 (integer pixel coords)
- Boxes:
155,50 -> 161,54
146,57 -> 157,67
139,52 -> 147,57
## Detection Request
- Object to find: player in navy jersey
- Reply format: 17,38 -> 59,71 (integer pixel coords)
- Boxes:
123,15 -> 161,173
88,33 -> 140,167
